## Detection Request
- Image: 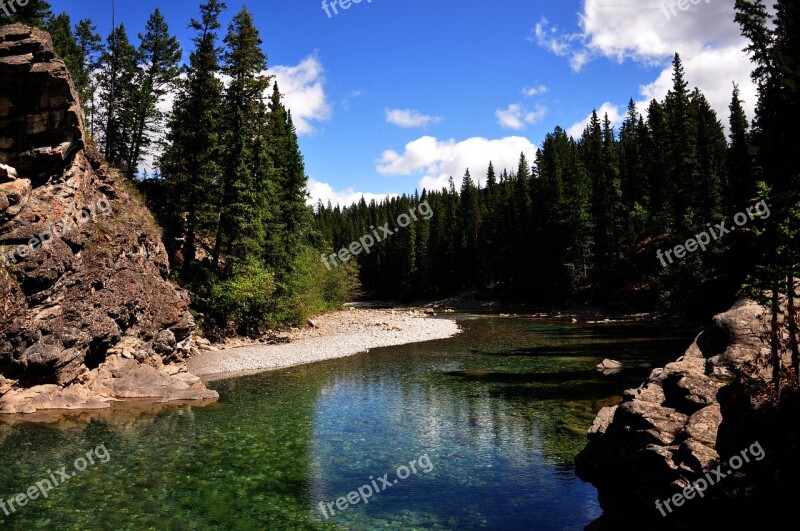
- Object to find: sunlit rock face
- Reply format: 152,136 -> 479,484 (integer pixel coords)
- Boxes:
0,24 -> 217,413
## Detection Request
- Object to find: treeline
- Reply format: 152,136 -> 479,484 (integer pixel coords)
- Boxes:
315,53 -> 761,317
4,1 -> 359,335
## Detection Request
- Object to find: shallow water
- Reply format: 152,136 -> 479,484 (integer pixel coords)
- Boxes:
0,315 -> 693,530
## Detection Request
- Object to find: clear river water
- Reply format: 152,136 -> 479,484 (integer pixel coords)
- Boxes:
0,314 -> 693,530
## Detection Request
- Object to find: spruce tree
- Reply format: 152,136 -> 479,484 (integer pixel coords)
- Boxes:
727,84 -> 754,211
160,0 -> 226,279
46,14 -> 86,93
264,83 -> 311,280
619,99 -> 648,238
125,9 -> 181,177
458,169 -> 480,287
664,53 -> 699,229
74,19 -> 103,136
97,24 -> 137,167
736,0 -> 800,385
0,0 -> 52,26
213,6 -> 272,269
691,89 -> 726,220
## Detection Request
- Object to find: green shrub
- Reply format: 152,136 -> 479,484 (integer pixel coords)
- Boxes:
271,245 -> 361,327
208,262 -> 277,334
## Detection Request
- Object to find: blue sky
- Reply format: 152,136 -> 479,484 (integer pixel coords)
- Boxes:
50,0 -> 756,206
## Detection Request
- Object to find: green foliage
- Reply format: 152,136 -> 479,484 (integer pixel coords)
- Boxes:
97,24 -> 138,168
735,0 -> 800,385
0,0 -> 52,26
143,2 -> 342,334
272,246 -> 360,326
159,0 -> 226,280
74,19 -> 103,134
124,9 -> 181,177
209,262 -> 277,334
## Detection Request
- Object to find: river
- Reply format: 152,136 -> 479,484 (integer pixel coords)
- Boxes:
0,314 -> 693,530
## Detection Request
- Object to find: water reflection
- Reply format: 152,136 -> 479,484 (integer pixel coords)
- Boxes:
0,315 -> 692,530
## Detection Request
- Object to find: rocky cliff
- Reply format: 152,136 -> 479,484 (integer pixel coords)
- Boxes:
576,298 -> 799,529
0,24 -> 217,414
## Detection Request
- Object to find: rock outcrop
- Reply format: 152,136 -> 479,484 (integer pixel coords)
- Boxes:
576,298 -> 799,529
0,24 -> 217,414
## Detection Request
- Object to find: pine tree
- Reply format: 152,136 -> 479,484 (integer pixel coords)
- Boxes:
213,6 -> 272,269
264,83 -> 310,281
619,99 -> 648,239
458,169 -> 480,287
46,14 -> 87,95
125,9 -> 181,177
644,100 -> 671,225
736,0 -> 800,386
664,53 -> 699,229
691,89 -> 726,220
0,0 -> 52,26
74,19 -> 103,136
160,0 -> 226,279
97,24 -> 137,167
727,84 -> 754,211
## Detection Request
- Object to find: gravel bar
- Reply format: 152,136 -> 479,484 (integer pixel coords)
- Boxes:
188,308 -> 461,380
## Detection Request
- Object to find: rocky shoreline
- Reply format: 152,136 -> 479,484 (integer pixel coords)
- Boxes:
576,298 -> 799,529
188,307 -> 461,380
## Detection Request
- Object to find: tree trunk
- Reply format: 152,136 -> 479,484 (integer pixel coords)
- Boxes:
181,194 -> 197,280
787,265 -> 799,385
770,277 -> 782,399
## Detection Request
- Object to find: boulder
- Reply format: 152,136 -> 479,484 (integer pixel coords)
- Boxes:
576,298 -> 796,528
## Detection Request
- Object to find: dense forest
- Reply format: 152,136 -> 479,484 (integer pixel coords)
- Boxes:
315,57 -> 759,317
315,1 -> 799,327
3,0 -> 798,336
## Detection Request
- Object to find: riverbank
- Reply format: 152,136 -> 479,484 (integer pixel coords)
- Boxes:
188,308 -> 461,381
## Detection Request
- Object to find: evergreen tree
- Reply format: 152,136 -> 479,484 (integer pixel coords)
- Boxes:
645,99 -> 670,224
264,83 -> 311,281
619,99 -> 648,239
160,0 -> 226,279
664,53 -> 699,229
736,0 -> 800,385
97,24 -> 137,167
727,83 -> 754,211
74,19 -> 103,136
0,0 -> 52,26
213,6 -> 272,269
125,9 -> 181,177
46,14 -> 88,98
458,169 -> 480,287
691,88 -> 727,220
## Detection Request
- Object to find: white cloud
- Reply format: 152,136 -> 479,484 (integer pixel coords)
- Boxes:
341,89 -> 364,110
566,102 -> 624,139
578,0 -> 740,64
306,178 -> 395,207
530,17 -> 579,58
522,84 -> 549,97
377,135 -> 538,191
385,108 -> 443,129
140,83 -> 178,175
531,0 -> 758,125
496,103 -> 548,130
272,54 -> 332,135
